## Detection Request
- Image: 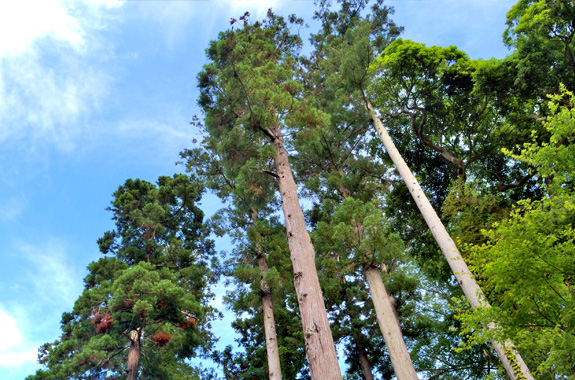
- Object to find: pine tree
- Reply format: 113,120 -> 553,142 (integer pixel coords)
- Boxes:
27,175 -> 217,380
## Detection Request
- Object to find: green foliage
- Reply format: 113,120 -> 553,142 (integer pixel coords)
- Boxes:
27,175 -> 216,380
442,179 -> 510,246
458,88 -> 575,378
188,10 -> 317,378
314,197 -> 404,268
508,86 -> 575,191
504,0 -> 575,95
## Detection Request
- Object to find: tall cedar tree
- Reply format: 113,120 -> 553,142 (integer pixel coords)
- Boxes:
27,175 -> 216,380
311,0 -> 533,378
296,9 -> 421,372
197,12 -> 343,379
182,145 -> 306,379
374,0 -> 575,377
308,2 -> 484,379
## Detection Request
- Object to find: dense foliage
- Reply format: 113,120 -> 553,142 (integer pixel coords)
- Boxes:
28,175 -> 217,380
30,1 -> 575,379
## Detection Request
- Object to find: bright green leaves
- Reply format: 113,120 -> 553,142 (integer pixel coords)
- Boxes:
504,0 -> 550,43
458,87 -> 575,378
504,0 -> 574,48
509,86 -> 575,192
371,38 -> 467,82
461,194 -> 575,377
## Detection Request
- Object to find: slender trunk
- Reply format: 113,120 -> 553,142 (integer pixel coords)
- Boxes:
270,125 -> 343,380
356,341 -> 375,380
261,289 -> 283,380
252,210 -> 283,380
341,189 -> 417,379
364,98 -> 532,380
126,328 -> 141,380
364,266 -> 418,380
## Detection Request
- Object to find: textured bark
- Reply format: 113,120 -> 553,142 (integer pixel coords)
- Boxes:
252,210 -> 283,380
261,289 -> 282,380
364,99 -> 533,380
364,266 -> 418,380
356,342 -> 375,380
343,193 -> 417,379
270,125 -> 343,380
126,328 -> 141,380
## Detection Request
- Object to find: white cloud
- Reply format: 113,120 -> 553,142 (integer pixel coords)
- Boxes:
0,308 -> 38,368
0,309 -> 24,351
0,0 -> 120,153
0,0 -> 123,58
0,0 -> 83,58
0,350 -> 38,368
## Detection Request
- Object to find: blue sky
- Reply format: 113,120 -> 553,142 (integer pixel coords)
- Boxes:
0,0 -> 516,378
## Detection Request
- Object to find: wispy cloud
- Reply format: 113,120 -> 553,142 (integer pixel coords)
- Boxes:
0,51 -> 111,152
0,0 -> 121,153
0,237 -> 87,376
0,194 -> 26,222
18,238 -> 83,308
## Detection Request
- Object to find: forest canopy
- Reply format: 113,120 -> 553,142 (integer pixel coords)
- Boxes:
27,1 -> 575,379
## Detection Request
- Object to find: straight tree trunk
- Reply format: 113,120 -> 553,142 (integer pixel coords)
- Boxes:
126,328 -> 141,380
356,341 -> 375,380
261,288 -> 282,380
252,210 -> 283,380
364,266 -> 418,380
363,98 -> 533,380
270,124 -> 343,380
339,188 -> 418,380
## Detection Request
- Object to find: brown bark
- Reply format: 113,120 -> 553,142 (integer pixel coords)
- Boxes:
261,289 -> 282,380
270,124 -> 343,380
356,342 -> 375,380
344,194 -> 417,379
408,108 -> 466,177
363,98 -> 533,380
126,328 -> 141,380
495,172 -> 534,192
364,266 -> 418,380
252,210 -> 283,380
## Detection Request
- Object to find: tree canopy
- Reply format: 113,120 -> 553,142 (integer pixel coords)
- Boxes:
28,1 -> 575,379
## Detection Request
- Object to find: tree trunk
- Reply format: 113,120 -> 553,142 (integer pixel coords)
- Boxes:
341,190 -> 417,380
252,210 -> 283,380
270,125 -> 343,380
364,266 -> 418,380
364,99 -> 533,380
261,289 -> 283,380
126,328 -> 141,380
356,341 -> 375,380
